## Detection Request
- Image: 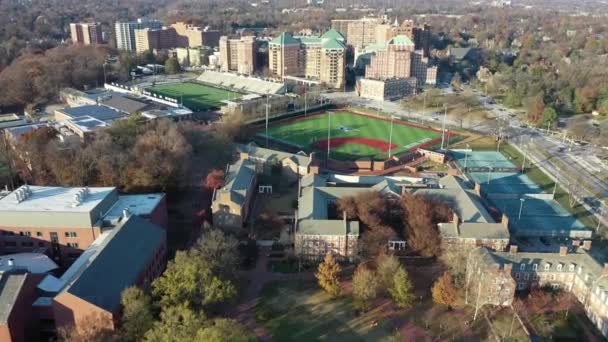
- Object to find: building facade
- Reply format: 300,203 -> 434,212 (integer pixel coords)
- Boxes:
468,242 -> 608,337
268,30 -> 346,89
0,185 -> 167,265
69,23 -> 103,45
219,36 -> 257,75
211,159 -> 257,230
170,22 -> 220,48
357,77 -> 417,101
115,19 -> 162,51
134,27 -> 178,54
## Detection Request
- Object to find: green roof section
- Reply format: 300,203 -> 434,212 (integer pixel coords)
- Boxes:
389,35 -> 414,46
321,28 -> 345,41
270,32 -> 300,46
65,215 -> 165,312
322,38 -> 346,50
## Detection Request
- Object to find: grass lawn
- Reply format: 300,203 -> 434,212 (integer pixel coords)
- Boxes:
255,281 -> 396,342
263,111 -> 443,160
146,82 -> 241,111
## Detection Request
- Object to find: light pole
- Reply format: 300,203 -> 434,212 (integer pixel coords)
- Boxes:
304,86 -> 307,116
327,111 -> 332,158
265,94 -> 270,147
440,103 -> 447,150
464,144 -> 470,170
102,62 -> 108,85
388,116 -> 395,158
518,197 -> 525,220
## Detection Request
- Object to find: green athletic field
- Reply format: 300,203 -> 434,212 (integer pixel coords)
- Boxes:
261,111 -> 443,160
146,82 -> 241,111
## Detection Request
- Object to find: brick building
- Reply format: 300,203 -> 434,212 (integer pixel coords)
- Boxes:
171,22 -> 220,48
134,27 -> 178,53
211,159 -> 257,231
467,242 -> 608,337
0,185 -> 167,265
69,23 -> 103,45
268,30 -> 346,89
219,36 -> 258,75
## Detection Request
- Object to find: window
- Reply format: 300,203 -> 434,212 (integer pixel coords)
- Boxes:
67,242 -> 79,249
532,264 -> 538,271
65,232 -> 77,238
557,264 -> 563,271
551,284 -> 560,290
20,231 -> 31,237
569,264 -> 576,272
544,263 -> 551,271
515,273 -> 521,280
36,232 -> 43,237
524,273 -> 530,280
520,264 -> 526,271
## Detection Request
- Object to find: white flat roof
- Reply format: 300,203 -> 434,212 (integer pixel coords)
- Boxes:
0,253 -> 59,274
104,194 -> 164,221
0,185 -> 116,213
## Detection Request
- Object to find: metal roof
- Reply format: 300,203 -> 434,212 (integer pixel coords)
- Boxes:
216,159 -> 256,207
60,105 -> 126,122
0,271 -> 28,323
60,215 -> 165,312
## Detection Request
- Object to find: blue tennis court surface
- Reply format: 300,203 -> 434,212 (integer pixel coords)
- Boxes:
451,150 -> 591,238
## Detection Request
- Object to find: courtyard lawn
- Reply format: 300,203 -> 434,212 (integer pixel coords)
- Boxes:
262,111 -> 444,160
146,82 -> 241,111
255,281 -> 395,342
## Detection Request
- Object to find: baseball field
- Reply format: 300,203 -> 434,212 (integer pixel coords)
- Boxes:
146,82 -> 241,111
260,111 -> 446,160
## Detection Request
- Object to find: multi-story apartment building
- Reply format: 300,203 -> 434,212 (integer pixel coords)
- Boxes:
115,18 -> 162,51
219,36 -> 257,75
134,27 -> 178,54
268,30 -> 346,89
69,23 -> 103,45
0,185 -> 167,265
171,22 -> 220,48
364,35 -> 437,87
331,17 -> 380,48
468,242 -> 608,337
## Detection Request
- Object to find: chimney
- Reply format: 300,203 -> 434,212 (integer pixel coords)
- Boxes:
504,263 -> 513,274
122,208 -> 131,220
452,212 -> 460,226
559,246 -> 568,256
583,240 -> 592,251
501,214 -> 509,228
474,183 -> 481,196
7,258 -> 14,268
509,245 -> 518,254
572,240 -> 581,247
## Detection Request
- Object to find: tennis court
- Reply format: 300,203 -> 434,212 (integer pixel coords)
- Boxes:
452,150 -> 591,237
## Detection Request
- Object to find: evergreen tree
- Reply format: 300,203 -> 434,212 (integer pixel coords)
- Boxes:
388,267 -> 415,308
315,252 -> 342,297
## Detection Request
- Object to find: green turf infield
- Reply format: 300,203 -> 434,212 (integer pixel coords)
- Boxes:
261,111 -> 443,160
146,82 -> 241,111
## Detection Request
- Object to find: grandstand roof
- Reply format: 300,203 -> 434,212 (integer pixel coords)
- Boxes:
196,71 -> 286,95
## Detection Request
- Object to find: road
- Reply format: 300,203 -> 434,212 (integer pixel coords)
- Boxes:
322,90 -> 608,229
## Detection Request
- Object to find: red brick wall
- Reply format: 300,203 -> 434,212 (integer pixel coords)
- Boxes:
53,292 -> 114,335
3,273 -> 45,342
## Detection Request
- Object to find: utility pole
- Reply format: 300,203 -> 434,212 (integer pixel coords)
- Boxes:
441,104 -> 447,150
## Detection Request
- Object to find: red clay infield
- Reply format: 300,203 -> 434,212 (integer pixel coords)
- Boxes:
313,137 -> 398,152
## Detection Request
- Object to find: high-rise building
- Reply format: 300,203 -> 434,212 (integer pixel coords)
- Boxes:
115,18 -> 163,51
364,35 -> 435,86
331,17 -> 380,48
134,27 -> 178,54
268,29 -> 346,89
219,36 -> 257,75
171,22 -> 221,48
69,23 -> 103,45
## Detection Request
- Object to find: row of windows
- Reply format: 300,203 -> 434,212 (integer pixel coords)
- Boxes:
519,262 -> 576,272
5,241 -> 45,248
1,231 -> 79,238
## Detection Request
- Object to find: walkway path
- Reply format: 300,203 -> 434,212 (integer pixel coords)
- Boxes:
230,249 -> 315,341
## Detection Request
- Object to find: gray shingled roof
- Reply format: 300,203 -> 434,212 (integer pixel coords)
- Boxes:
0,271 -> 28,323
100,96 -> 149,114
217,159 -> 256,206
63,215 -> 165,312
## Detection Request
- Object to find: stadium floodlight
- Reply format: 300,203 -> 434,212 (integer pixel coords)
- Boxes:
518,197 -> 525,220
327,111 -> 332,158
388,116 -> 396,158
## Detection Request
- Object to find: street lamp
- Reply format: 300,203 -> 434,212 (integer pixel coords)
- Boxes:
464,144 -> 470,170
518,197 -> 525,220
388,116 -> 395,158
486,166 -> 493,184
440,103 -> 448,150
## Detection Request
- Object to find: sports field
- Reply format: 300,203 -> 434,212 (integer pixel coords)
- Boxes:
146,82 -> 241,111
261,111 -> 444,160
